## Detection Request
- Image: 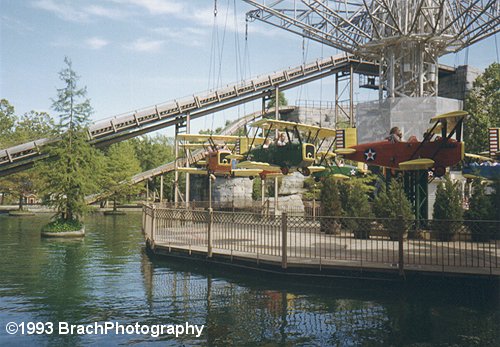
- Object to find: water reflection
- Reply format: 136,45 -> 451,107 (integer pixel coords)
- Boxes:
0,213 -> 498,346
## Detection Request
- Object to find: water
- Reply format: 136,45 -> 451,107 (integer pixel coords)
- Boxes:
0,213 -> 498,346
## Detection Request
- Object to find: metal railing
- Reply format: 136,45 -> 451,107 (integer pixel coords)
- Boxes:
143,204 -> 500,276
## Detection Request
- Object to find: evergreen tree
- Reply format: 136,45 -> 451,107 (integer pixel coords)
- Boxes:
465,179 -> 496,241
340,180 -> 373,239
38,57 -> 103,226
432,175 -> 463,241
373,179 -> 414,240
103,141 -> 142,211
320,176 -> 342,234
464,63 -> 500,153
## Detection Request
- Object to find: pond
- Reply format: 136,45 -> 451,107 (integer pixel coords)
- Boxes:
0,213 -> 497,346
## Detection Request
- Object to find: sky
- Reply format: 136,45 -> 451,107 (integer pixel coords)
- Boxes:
1,0 -> 499,138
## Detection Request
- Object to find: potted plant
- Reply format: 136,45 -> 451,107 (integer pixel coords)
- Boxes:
340,180 -> 373,239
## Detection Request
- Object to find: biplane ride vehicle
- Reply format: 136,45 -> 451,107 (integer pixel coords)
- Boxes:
462,128 -> 500,180
175,134 -> 262,179
335,111 -> 468,177
236,119 -> 341,177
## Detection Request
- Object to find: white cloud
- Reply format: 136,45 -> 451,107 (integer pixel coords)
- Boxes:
85,5 -> 128,20
32,0 -> 129,22
119,0 -> 183,15
126,38 -> 164,52
32,0 -> 89,22
86,37 -> 110,49
153,26 -> 207,47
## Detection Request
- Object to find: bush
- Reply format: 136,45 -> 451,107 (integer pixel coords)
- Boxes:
432,175 -> 463,241
373,179 -> 414,240
465,179 -> 498,241
320,176 -> 342,234
42,218 -> 83,233
340,180 -> 373,239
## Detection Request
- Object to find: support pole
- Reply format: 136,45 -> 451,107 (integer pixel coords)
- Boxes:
185,113 -> 191,208
379,56 -> 384,101
335,73 -> 339,127
281,212 -> 288,269
207,208 -> 213,258
274,86 -> 279,214
349,64 -> 354,127
159,175 -> 164,203
174,125 -> 179,206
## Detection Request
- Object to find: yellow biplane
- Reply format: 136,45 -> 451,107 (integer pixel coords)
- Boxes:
237,119 -> 342,177
176,134 -> 262,179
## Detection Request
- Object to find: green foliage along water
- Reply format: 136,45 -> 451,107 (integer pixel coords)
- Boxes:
0,213 -> 498,346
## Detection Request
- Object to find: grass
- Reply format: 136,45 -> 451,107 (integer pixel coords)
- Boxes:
42,218 -> 83,233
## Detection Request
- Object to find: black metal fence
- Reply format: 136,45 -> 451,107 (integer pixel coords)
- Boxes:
143,204 -> 499,275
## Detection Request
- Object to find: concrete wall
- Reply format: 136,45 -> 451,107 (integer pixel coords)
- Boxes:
356,97 -> 463,143
439,65 -> 481,101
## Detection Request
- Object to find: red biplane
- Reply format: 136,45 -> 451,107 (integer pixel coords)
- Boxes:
335,111 -> 467,177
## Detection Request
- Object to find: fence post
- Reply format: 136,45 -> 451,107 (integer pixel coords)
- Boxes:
151,205 -> 156,244
282,212 -> 288,269
207,208 -> 213,258
398,215 -> 404,277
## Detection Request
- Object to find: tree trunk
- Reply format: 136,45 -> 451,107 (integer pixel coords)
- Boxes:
18,193 -> 24,211
113,197 -> 117,212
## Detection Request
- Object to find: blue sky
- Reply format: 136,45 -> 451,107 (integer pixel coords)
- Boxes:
1,0 -> 498,137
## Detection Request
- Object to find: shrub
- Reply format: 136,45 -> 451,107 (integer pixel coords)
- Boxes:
432,175 -> 463,241
340,180 -> 373,239
320,176 -> 342,234
465,179 -> 497,241
373,179 -> 414,240
41,218 -> 83,233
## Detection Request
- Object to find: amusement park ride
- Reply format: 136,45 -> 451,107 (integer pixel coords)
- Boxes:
237,119 -> 343,177
335,111 -> 468,178
462,128 -> 500,180
176,120 -> 356,180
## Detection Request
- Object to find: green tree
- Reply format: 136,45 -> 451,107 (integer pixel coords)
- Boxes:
0,99 -> 17,148
130,135 -> 176,200
38,57 -> 103,226
267,91 -> 288,109
465,179 -> 498,240
432,175 -> 464,241
320,176 -> 343,234
340,180 -> 373,239
103,141 -> 142,211
464,62 -> 500,153
373,179 -> 414,240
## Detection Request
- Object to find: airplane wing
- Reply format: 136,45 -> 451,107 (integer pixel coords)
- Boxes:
465,153 -> 494,162
177,134 -> 240,143
227,154 -> 245,160
430,110 -> 468,123
398,158 -> 435,170
261,172 -> 285,178
306,166 -> 326,173
316,151 -> 336,159
231,169 -> 262,177
335,148 -> 356,155
237,161 -> 281,172
177,167 -> 208,175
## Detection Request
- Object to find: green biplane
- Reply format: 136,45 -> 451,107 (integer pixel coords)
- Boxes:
237,119 -> 339,176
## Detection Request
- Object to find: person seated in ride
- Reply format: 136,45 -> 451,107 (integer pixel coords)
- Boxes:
262,138 -> 271,149
276,133 -> 288,147
386,126 -> 402,143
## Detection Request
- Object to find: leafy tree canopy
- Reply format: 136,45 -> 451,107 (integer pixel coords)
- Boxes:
464,62 -> 500,153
